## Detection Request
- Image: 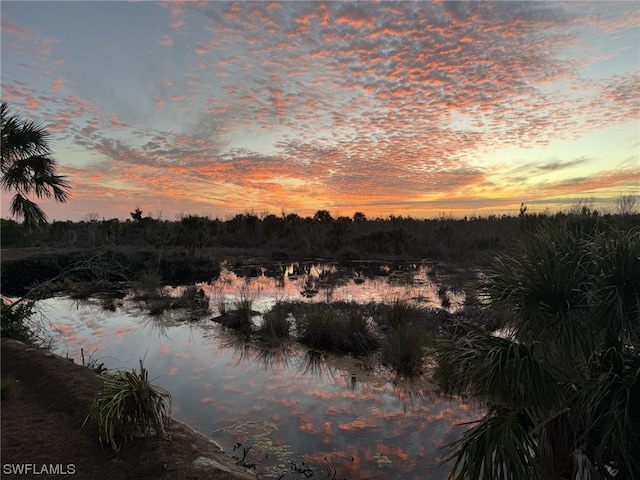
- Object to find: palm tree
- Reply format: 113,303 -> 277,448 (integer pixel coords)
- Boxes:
1,101 -> 70,230
435,219 -> 640,479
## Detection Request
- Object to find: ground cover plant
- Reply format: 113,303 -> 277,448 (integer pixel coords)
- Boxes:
435,219 -> 640,479
85,359 -> 172,453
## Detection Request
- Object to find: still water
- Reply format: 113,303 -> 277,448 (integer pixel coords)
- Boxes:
44,263 -> 482,479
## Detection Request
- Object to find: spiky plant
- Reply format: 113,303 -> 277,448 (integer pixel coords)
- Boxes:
85,360 -> 172,452
436,221 -> 640,479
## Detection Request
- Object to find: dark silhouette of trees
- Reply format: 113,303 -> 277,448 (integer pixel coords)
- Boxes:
1,101 -> 70,230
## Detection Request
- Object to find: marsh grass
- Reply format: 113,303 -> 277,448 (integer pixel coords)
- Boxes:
381,323 -> 426,377
380,298 -> 419,329
141,285 -> 210,316
259,301 -> 291,342
218,288 -> 257,333
85,359 -> 171,453
133,272 -> 162,300
295,302 -> 378,355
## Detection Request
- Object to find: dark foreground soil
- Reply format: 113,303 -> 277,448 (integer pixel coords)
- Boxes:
1,338 -> 255,480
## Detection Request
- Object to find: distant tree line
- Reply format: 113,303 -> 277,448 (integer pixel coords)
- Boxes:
2,203 -> 638,265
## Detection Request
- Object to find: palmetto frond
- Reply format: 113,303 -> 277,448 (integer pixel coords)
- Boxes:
9,194 -> 48,231
436,324 -> 564,411
446,412 -> 540,480
438,220 -> 640,479
0,101 -> 70,229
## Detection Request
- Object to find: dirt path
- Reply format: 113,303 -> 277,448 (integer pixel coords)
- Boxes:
1,338 -> 255,480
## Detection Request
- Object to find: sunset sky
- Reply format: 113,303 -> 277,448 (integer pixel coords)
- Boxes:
1,1 -> 638,222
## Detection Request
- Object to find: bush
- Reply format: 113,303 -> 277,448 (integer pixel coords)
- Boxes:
436,222 -> 640,479
1,302 -> 35,343
85,360 -> 172,452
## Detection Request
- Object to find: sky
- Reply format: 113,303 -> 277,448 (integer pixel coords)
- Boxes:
1,1 -> 639,222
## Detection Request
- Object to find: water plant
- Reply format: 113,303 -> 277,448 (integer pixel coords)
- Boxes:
132,271 -> 162,300
295,302 -> 378,355
381,297 -> 416,329
381,322 -> 425,377
217,287 -> 256,333
259,301 -> 291,342
85,359 -> 172,453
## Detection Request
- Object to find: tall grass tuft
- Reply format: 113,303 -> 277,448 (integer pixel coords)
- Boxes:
379,297 -> 421,330
259,301 -> 291,342
85,359 -> 172,452
220,288 -> 255,333
382,323 -> 425,377
295,302 -> 378,355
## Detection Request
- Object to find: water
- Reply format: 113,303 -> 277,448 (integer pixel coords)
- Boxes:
42,262 -> 482,479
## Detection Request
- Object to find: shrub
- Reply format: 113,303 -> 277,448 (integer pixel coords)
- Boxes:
1,302 -> 35,343
436,222 -> 640,479
85,360 -> 172,452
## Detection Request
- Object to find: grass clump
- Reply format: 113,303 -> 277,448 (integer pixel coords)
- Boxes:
217,288 -> 256,333
383,298 -> 416,329
295,302 -> 378,355
381,322 -> 426,377
133,271 -> 162,297
85,359 -> 172,453
259,301 -> 291,343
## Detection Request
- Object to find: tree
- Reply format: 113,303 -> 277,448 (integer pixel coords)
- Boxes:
615,194 -> 639,216
313,209 -> 333,223
435,220 -> 640,479
1,102 -> 70,230
353,211 -> 367,223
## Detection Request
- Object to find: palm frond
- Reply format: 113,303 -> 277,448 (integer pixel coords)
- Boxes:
435,325 -> 564,411
446,412 -> 540,480
1,101 -> 71,228
10,194 -> 48,230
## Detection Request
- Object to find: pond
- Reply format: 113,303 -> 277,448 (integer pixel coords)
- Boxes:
43,261 -> 483,479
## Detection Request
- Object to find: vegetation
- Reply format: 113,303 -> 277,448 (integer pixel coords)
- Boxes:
85,360 -> 172,453
1,248 -> 220,297
286,301 -> 378,355
1,301 -> 35,343
259,301 -> 292,343
1,101 -> 70,230
435,219 -> 640,479
381,323 -> 427,377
